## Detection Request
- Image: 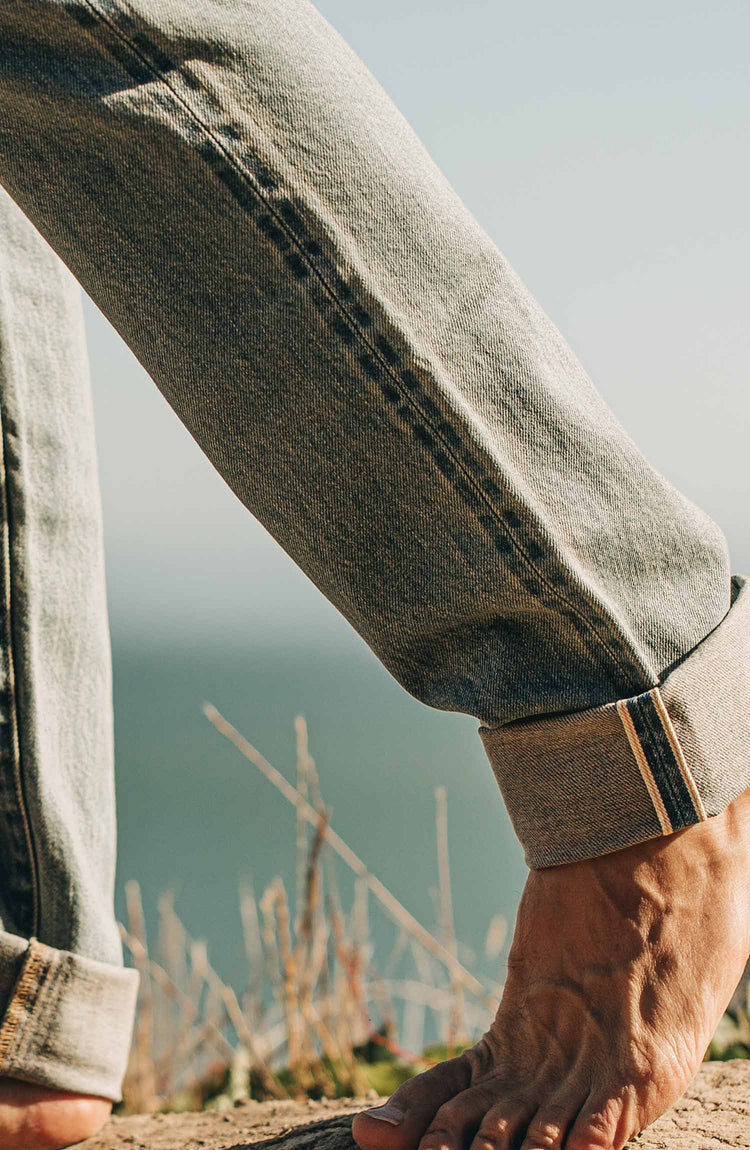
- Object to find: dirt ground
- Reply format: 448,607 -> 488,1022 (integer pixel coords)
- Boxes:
79,1060 -> 750,1149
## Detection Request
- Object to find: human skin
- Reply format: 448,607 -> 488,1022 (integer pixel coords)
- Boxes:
1,789 -> 748,1150
0,1081 -> 111,1149
352,788 -> 750,1150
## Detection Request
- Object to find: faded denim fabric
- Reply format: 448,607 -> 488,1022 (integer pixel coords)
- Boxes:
0,0 -> 747,1101
0,185 -> 139,1099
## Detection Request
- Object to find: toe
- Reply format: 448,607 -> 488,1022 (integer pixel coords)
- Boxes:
517,1097 -> 580,1150
563,1093 -> 635,1150
468,1098 -> 535,1150
417,1081 -> 501,1150
352,1055 -> 472,1150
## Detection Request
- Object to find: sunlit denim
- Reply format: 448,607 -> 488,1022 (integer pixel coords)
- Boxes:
0,0 -> 748,1102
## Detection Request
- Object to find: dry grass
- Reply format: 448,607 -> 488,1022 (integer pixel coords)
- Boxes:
118,709 -> 503,1114
117,707 -> 749,1115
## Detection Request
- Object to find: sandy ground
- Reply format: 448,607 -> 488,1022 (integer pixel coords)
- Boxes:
79,1061 -> 750,1149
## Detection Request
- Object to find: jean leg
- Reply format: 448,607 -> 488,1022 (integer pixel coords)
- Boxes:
0,0 -> 746,861
0,0 -> 749,1095
0,187 -> 138,1098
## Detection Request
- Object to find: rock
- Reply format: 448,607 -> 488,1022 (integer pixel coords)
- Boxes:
80,1062 -> 750,1149
634,1060 -> 750,1147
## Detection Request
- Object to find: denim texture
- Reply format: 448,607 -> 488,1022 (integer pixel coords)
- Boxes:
0,0 -> 747,1101
0,184 -> 139,1098
0,933 -> 138,1098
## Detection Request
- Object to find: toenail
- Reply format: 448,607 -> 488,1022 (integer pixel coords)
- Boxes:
364,1104 -> 405,1126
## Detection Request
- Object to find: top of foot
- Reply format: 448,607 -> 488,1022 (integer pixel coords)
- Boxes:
353,789 -> 750,1150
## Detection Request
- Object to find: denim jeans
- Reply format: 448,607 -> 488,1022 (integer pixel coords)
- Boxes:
0,0 -> 748,1103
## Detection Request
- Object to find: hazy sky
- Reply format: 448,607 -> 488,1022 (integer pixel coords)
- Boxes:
87,0 -> 750,648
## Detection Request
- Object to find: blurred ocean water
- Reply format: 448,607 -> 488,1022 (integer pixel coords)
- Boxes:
111,632 -> 528,996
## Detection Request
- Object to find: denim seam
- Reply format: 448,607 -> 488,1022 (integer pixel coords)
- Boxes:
638,694 -> 695,829
0,939 -> 48,1071
615,699 -> 673,835
650,687 -> 707,819
0,393 -> 39,937
625,691 -> 700,832
65,0 -> 648,693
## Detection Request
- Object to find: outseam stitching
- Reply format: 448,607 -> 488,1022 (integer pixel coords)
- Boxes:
650,687 -> 707,821
0,939 -> 47,1070
0,397 -> 39,939
69,0 -> 646,690
636,695 -> 696,830
615,700 -> 673,835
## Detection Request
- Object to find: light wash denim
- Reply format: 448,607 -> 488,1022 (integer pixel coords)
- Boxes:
0,0 -> 748,1102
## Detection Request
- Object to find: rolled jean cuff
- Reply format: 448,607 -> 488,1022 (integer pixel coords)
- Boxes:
0,931 -> 139,1101
480,573 -> 750,869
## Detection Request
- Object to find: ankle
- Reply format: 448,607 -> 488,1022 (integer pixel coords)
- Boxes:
0,1079 -> 112,1149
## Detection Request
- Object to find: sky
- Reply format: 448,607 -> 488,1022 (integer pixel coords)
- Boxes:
86,0 -> 750,649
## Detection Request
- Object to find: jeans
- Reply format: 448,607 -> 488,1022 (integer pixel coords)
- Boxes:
0,0 -> 748,1103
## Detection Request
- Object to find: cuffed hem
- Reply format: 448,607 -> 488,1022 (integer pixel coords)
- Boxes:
480,573 -> 750,869
0,931 -> 139,1101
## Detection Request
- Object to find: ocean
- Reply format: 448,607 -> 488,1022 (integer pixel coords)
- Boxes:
110,632 -> 528,1001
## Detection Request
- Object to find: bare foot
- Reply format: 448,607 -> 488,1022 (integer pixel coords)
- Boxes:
353,788 -> 750,1150
0,1080 -> 111,1149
